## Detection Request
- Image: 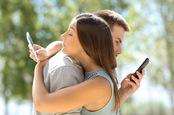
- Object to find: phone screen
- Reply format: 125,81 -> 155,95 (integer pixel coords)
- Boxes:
26,32 -> 39,62
28,34 -> 34,46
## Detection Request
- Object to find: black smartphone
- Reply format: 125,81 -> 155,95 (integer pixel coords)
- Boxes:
130,58 -> 149,82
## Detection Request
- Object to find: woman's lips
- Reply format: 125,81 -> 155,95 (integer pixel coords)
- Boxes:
62,43 -> 66,47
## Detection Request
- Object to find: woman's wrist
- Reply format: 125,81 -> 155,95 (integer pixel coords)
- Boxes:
35,63 -> 42,73
46,49 -> 51,59
35,61 -> 45,71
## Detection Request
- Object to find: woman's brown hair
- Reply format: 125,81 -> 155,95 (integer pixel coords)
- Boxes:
75,13 -> 120,113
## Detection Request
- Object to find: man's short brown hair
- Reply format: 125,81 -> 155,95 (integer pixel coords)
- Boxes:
94,9 -> 130,32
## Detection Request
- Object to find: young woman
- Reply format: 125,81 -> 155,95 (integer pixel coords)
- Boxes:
33,13 -> 119,115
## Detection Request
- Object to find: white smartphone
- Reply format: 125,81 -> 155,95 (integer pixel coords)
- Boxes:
26,32 -> 39,62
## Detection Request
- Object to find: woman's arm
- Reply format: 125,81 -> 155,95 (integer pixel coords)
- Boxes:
45,41 -> 63,58
32,61 -> 111,113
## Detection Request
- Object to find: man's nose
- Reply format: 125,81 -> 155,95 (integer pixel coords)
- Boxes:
117,49 -> 122,55
115,46 -> 122,56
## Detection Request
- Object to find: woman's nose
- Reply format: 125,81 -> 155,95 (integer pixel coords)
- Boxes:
61,33 -> 66,41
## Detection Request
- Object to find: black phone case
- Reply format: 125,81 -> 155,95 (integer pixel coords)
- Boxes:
130,58 -> 149,82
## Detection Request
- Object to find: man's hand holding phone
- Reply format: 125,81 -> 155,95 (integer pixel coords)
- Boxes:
119,58 -> 148,107
120,69 -> 145,96
120,58 -> 149,98
130,58 -> 149,82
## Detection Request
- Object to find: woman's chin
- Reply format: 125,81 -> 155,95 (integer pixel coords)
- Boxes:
62,49 -> 69,55
61,48 -> 66,53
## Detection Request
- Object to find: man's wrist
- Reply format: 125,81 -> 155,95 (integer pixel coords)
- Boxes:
119,88 -> 128,104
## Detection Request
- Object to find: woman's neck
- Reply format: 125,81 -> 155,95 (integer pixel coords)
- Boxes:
75,53 -> 102,72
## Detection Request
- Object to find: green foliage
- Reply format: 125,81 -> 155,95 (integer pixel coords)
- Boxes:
0,0 -> 37,103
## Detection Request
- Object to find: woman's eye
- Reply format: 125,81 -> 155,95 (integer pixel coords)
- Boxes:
68,33 -> 72,36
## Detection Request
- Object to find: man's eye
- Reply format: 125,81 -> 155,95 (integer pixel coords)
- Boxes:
115,41 -> 119,44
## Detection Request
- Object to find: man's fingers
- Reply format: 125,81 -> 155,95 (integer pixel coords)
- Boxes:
131,75 -> 140,88
128,76 -> 140,92
126,73 -> 134,79
136,71 -> 143,82
141,69 -> 145,76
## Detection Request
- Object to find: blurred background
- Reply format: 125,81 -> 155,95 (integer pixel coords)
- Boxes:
0,0 -> 173,115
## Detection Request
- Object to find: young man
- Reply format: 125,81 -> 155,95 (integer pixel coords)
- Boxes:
30,10 -> 145,115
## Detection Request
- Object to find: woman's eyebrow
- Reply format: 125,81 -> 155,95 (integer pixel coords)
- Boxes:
70,27 -> 75,32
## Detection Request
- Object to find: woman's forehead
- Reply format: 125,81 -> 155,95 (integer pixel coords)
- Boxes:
69,19 -> 77,28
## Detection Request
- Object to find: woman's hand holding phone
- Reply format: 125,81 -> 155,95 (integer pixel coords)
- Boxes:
26,32 -> 39,62
28,44 -> 50,62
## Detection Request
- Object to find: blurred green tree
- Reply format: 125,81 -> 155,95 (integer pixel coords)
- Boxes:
155,0 -> 174,114
0,1 -> 38,115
